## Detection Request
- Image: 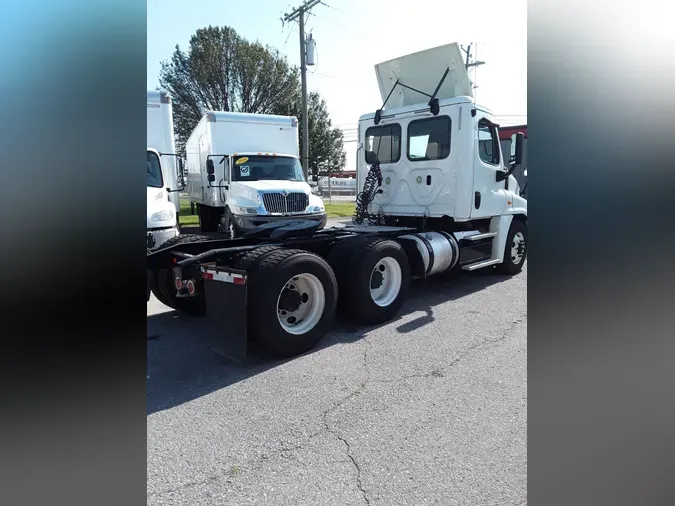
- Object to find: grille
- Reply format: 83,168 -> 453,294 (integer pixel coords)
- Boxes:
261,192 -> 309,214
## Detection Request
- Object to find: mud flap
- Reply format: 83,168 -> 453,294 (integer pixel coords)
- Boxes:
201,267 -> 248,363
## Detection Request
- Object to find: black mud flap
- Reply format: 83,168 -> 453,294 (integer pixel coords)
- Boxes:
201,266 -> 248,363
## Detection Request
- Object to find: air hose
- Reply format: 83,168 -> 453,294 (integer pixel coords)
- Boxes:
352,162 -> 383,225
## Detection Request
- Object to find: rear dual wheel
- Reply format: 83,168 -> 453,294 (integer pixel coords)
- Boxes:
329,237 -> 411,325
236,248 -> 338,358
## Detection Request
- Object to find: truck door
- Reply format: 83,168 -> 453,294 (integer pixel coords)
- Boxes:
471,115 -> 508,218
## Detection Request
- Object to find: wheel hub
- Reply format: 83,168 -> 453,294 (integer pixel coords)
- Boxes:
370,268 -> 384,289
511,232 -> 526,263
278,287 -> 302,312
276,273 -> 326,336
369,257 -> 403,308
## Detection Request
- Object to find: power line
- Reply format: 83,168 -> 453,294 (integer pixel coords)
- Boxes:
283,23 -> 295,47
307,11 -> 349,30
320,1 -> 349,15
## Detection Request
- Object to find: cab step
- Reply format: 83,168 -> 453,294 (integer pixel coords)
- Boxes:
464,232 -> 496,241
462,258 -> 501,271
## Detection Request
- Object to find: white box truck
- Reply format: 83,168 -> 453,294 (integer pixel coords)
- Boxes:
184,111 -> 327,237
147,43 -> 527,362
146,90 -> 182,250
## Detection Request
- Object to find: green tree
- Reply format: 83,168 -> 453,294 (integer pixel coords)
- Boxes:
158,25 -> 346,176
278,90 -> 347,179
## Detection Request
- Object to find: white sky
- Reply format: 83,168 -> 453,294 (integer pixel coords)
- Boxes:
148,0 -> 527,170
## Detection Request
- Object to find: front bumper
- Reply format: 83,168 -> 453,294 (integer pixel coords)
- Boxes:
231,212 -> 327,232
147,226 -> 179,250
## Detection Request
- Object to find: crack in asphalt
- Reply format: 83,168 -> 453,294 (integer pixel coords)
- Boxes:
148,429 -> 324,497
150,316 -> 525,501
321,336 -> 373,505
373,316 -> 526,386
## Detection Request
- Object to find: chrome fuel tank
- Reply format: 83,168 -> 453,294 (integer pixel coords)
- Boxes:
398,231 -> 459,277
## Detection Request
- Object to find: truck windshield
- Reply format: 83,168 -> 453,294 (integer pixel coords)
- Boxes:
231,155 -> 305,182
147,151 -> 163,188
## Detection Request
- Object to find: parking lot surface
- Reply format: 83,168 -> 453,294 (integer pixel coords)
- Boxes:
148,264 -> 527,505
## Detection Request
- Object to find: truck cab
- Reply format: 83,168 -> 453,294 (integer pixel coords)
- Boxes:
147,148 -> 179,250
215,152 -> 326,237
356,43 -> 526,229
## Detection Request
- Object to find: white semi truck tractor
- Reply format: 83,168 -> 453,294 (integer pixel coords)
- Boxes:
146,43 -> 527,362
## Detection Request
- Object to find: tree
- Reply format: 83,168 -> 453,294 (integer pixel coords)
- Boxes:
159,26 -> 299,151
158,25 -> 346,177
279,90 -> 347,179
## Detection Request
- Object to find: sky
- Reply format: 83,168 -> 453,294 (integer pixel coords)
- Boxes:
147,0 -> 527,170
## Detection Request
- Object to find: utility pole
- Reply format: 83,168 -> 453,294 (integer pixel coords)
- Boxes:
461,42 -> 485,101
461,43 -> 486,71
283,0 -> 322,179
462,43 -> 472,68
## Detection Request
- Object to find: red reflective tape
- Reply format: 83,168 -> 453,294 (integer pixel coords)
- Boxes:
202,269 -> 246,284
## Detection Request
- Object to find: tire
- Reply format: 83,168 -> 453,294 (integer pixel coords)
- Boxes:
198,204 -> 219,233
239,248 -> 337,358
330,238 -> 411,325
234,245 -> 281,271
149,233 -> 212,316
220,208 -> 239,239
327,235 -> 370,287
495,219 -> 527,275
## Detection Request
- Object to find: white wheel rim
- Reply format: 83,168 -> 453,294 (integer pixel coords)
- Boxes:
511,232 -> 526,265
276,273 -> 326,335
369,256 -> 402,307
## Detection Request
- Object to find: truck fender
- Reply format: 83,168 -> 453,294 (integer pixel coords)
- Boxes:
490,214 -> 514,262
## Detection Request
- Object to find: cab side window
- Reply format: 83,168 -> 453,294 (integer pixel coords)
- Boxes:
407,116 -> 451,161
365,124 -> 401,164
478,119 -> 500,166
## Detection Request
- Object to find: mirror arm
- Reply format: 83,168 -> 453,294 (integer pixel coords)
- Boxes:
496,162 -> 518,183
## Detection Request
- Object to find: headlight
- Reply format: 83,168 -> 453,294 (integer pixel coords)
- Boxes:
151,209 -> 174,221
312,205 -> 324,213
235,206 -> 258,215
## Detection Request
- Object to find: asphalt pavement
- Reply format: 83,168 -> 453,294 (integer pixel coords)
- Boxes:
147,264 -> 527,505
